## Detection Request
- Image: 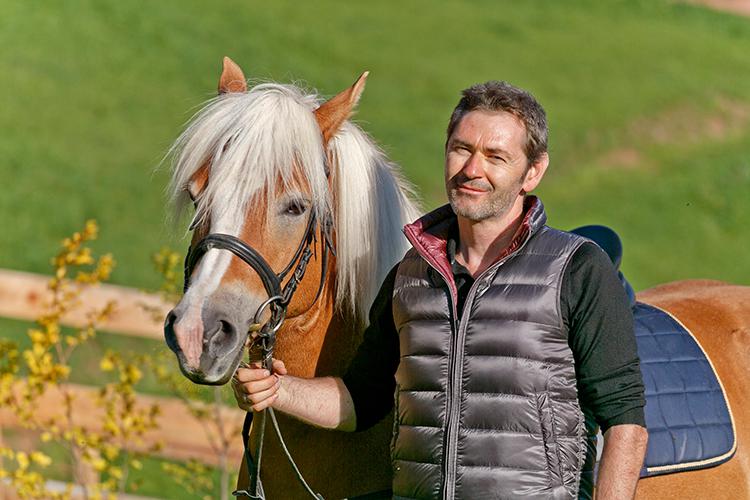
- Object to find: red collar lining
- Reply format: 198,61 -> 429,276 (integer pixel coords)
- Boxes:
402,196 -> 541,304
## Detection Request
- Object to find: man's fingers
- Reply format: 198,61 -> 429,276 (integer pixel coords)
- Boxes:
244,384 -> 279,406
231,377 -> 280,411
231,379 -> 253,411
235,359 -> 286,381
235,367 -> 271,383
251,393 -> 279,412
272,359 -> 288,375
240,375 -> 279,394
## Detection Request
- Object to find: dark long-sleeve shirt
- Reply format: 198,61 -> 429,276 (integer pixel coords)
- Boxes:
343,240 -> 645,433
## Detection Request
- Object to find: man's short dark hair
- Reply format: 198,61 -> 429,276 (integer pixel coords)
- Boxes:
446,81 -> 548,165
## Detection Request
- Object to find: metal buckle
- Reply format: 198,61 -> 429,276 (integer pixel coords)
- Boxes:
252,295 -> 286,334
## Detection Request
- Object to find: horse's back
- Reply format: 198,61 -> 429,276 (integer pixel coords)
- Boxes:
635,280 -> 750,499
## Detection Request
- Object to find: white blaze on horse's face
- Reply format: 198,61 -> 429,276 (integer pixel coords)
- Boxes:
164,57 -> 370,385
169,205 -> 242,374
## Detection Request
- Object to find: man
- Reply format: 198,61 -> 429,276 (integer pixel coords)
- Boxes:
233,81 -> 647,499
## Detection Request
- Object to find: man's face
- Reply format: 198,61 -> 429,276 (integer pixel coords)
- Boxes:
445,110 -> 531,222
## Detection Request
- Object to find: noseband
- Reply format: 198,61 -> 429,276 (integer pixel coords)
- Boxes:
182,204 -> 334,500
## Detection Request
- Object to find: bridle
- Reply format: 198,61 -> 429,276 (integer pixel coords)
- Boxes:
183,195 -> 335,500
184,208 -> 333,329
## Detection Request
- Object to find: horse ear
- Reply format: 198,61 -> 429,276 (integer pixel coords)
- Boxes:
218,56 -> 247,94
314,71 -> 369,144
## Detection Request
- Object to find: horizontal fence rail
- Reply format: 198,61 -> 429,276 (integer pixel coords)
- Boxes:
0,269 -> 170,339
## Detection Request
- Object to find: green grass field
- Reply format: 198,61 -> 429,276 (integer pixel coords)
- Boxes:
2,1 -> 750,497
1,0 -> 749,290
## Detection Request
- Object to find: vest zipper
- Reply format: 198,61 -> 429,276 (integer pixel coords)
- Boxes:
430,261 -> 507,500
442,276 -> 483,500
425,264 -> 459,500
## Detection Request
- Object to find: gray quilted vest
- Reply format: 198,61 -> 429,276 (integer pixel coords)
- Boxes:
392,198 -> 592,500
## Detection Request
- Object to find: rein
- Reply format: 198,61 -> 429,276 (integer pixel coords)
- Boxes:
183,207 -> 334,500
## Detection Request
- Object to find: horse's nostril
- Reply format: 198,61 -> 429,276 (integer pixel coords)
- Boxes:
218,319 -> 238,345
206,318 -> 237,347
164,310 -> 179,351
166,311 -> 177,326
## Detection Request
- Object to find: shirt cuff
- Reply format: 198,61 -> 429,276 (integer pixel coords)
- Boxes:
599,406 -> 646,433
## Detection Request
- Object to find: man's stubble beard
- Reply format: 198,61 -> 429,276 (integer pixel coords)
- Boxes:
447,177 -> 521,222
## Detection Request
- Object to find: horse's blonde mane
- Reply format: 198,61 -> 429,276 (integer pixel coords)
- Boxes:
168,82 -> 420,321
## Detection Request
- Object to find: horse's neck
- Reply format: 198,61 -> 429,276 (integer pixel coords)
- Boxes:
273,289 -> 363,379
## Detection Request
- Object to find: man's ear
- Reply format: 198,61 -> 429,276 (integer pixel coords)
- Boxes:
521,152 -> 549,193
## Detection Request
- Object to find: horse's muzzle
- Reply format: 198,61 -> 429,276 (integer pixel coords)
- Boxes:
164,306 -> 246,386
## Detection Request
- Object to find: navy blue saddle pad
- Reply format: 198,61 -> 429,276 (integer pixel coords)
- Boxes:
634,302 -> 737,477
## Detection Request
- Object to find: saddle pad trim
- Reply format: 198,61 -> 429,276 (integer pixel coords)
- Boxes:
643,303 -> 737,475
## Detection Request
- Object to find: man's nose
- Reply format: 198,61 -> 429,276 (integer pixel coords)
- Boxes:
462,152 -> 483,178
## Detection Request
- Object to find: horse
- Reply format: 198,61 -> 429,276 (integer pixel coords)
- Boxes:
163,58 -> 750,499
163,57 -> 419,499
634,281 -> 750,499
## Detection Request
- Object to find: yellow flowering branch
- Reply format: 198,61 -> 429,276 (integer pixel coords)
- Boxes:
0,220 -> 163,500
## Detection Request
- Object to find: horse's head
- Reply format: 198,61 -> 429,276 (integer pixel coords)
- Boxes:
163,57 -> 373,385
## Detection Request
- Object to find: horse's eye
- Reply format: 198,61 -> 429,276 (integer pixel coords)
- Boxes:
285,200 -> 307,216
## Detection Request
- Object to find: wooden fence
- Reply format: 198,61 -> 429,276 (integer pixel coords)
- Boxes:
0,268 -> 245,467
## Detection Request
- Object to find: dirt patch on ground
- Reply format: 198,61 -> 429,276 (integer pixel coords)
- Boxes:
635,96 -> 750,144
684,0 -> 750,17
598,147 -> 643,169
597,96 -> 750,169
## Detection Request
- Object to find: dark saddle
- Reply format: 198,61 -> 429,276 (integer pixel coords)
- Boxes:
570,225 -> 635,306
570,225 -> 737,477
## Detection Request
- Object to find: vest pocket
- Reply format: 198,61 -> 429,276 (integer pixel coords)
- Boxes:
535,392 -> 564,486
391,383 -> 401,472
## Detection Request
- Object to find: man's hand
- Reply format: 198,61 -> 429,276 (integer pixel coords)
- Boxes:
231,359 -> 357,431
596,424 -> 648,499
232,359 -> 288,412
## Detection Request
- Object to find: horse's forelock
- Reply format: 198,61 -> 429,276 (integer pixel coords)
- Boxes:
168,84 -> 330,229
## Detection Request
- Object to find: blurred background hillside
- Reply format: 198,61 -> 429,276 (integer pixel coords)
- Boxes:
1,0 -> 749,290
